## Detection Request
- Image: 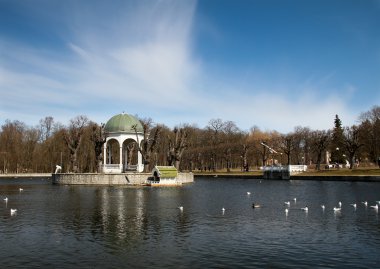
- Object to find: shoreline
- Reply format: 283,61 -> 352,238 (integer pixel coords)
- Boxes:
1,172 -> 380,182
194,174 -> 380,182
0,173 -> 52,178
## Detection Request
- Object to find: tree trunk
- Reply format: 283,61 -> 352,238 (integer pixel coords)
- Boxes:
175,160 -> 180,170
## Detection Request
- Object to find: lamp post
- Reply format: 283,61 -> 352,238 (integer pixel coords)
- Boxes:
336,147 -> 340,168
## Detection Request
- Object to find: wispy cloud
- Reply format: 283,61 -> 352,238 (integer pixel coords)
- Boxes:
0,0 -> 359,132
1,0 -> 199,123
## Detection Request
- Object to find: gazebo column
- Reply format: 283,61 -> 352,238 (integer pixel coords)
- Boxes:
124,147 -> 128,171
119,146 -> 123,172
103,143 -> 107,172
108,144 -> 112,164
137,151 -> 143,172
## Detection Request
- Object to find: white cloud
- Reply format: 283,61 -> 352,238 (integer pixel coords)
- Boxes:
168,81 -> 358,133
0,0 -> 360,132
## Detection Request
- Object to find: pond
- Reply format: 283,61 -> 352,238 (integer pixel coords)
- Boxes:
1,177 -> 380,268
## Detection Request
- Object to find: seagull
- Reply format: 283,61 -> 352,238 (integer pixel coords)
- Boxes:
350,203 -> 357,209
333,207 -> 341,212
178,206 -> 183,211
293,198 -> 297,202
247,192 -> 251,195
252,203 -> 261,208
321,205 -> 325,210
19,188 -> 23,192
10,208 -> 17,215
285,208 -> 289,213
362,201 -> 368,206
222,207 -> 225,214
338,201 -> 342,208
4,197 -> 8,202
284,201 -> 290,206
301,206 -> 308,212
370,204 -> 378,210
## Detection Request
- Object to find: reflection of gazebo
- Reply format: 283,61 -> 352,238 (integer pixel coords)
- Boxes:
102,113 -> 144,173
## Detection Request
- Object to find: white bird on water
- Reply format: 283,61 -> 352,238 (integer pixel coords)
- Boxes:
293,198 -> 297,202
338,201 -> 342,208
362,201 -> 368,206
301,206 -> 308,212
284,201 -> 290,206
350,203 -> 357,209
222,207 -> 226,213
333,207 -> 341,212
247,192 -> 251,195
370,204 -> 378,210
285,208 -> 289,214
10,209 -> 17,215
321,205 -> 325,210
19,188 -> 23,192
178,206 -> 183,211
4,197 -> 8,202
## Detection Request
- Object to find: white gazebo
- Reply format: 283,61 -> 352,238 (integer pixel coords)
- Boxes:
102,112 -> 144,173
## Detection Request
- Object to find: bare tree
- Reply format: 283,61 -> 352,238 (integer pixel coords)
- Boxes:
63,115 -> 89,173
359,105 -> 380,164
310,130 -> 330,170
90,122 -> 106,172
127,142 -> 137,165
247,126 -> 272,168
241,144 -> 249,171
207,119 -> 225,171
292,126 -> 311,165
279,134 -> 295,165
0,120 -> 26,173
343,126 -> 364,169
23,127 -> 39,172
167,127 -> 188,170
132,119 -> 161,172
38,116 -> 54,142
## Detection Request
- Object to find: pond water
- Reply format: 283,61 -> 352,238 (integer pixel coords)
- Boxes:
1,177 -> 380,268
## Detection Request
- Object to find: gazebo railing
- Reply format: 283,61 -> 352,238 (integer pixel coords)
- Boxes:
104,164 -> 121,169
125,165 -> 138,171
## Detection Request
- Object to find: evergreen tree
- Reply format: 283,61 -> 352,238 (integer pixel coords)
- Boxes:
330,115 -> 345,164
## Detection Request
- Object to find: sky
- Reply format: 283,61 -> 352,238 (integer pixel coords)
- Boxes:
0,0 -> 379,133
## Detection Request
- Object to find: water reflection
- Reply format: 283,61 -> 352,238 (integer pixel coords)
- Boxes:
57,185 -> 195,251
1,178 -> 380,268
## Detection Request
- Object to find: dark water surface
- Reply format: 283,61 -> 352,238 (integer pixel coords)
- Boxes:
1,177 -> 380,268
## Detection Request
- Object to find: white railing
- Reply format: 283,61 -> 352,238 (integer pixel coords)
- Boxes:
103,164 -> 122,173
288,165 -> 307,172
125,165 -> 138,171
104,164 -> 120,169
262,166 -> 287,171
262,165 -> 307,172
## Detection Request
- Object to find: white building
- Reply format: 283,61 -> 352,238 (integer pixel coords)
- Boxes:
102,113 -> 144,173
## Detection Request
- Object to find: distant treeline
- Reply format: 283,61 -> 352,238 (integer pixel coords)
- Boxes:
0,106 -> 379,173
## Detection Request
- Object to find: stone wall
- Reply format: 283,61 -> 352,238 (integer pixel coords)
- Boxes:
52,172 -> 194,185
176,173 -> 194,184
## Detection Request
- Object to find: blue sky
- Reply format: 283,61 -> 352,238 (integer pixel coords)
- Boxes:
1,0 -> 379,133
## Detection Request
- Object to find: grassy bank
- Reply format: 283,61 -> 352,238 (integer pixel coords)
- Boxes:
193,167 -> 380,177
293,168 -> 380,177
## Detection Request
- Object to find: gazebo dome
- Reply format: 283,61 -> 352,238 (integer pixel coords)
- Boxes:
104,113 -> 143,133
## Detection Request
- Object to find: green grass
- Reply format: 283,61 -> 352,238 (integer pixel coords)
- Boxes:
192,170 -> 262,176
192,167 -> 380,177
294,168 -> 380,176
